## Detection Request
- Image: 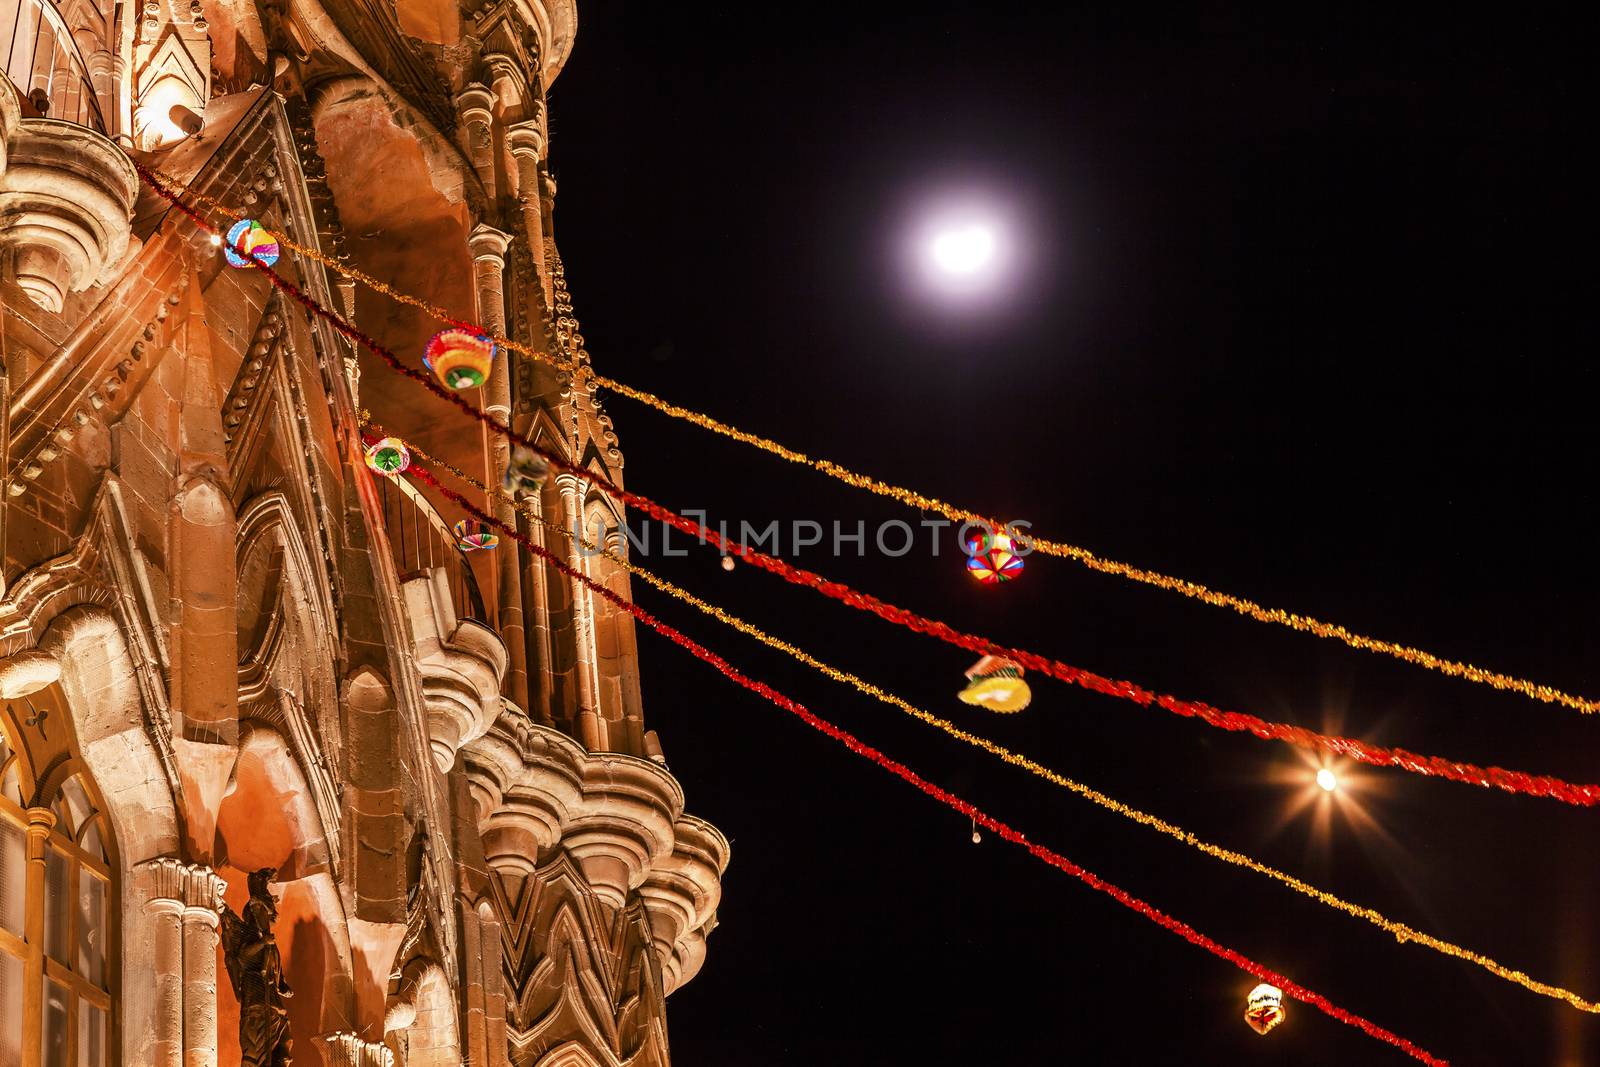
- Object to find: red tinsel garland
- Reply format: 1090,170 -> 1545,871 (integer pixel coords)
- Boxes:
404,458 -> 1449,1065
134,165 -> 1600,810
140,167 -> 1458,1058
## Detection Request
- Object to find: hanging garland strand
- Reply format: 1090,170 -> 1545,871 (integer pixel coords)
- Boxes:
141,165 -> 1598,715
401,457 -> 1450,1067
384,426 -> 1600,1016
136,168 -> 1600,806
370,392 -> 1599,806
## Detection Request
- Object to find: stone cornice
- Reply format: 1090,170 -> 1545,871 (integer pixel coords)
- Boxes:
462,711 -> 728,992
404,569 -> 508,772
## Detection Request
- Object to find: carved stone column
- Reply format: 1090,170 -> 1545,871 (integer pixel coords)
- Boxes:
454,85 -> 499,201
145,893 -> 185,1067
180,871 -> 225,1067
555,473 -> 601,749
468,224 -> 529,715
505,120 -> 549,292
141,859 -> 226,1067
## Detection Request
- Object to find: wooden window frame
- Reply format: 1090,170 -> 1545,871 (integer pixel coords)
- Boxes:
1,694 -> 120,1067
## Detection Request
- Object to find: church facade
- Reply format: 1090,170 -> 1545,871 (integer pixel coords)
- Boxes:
0,2 -> 726,1065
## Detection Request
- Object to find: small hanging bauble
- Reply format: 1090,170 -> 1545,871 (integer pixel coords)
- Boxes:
223,219 -> 280,268
964,528 -> 1025,583
453,519 -> 499,551
1244,984 -> 1285,1036
503,444 -> 550,498
721,555 -> 736,571
425,327 -> 496,390
958,655 -> 1032,713
364,437 -> 410,477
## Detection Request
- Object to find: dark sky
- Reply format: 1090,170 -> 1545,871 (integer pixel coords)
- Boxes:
546,6 -> 1595,1064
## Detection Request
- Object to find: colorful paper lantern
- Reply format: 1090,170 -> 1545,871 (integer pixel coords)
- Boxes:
364,437 -> 410,477
453,520 -> 499,551
958,655 -> 1032,713
223,219 -> 280,269
503,444 -> 549,498
1244,984 -> 1285,1036
424,328 -> 496,390
964,528 -> 1025,583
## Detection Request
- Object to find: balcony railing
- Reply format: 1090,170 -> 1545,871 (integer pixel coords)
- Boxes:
2,0 -> 108,132
376,471 -> 488,623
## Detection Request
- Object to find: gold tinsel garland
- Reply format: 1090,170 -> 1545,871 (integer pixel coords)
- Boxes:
363,416 -> 1600,1016
152,168 -> 1595,715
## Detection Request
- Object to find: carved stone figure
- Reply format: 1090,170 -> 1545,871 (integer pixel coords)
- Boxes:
221,867 -> 295,1067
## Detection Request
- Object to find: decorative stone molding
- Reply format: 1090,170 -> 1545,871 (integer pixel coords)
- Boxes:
465,711 -> 684,902
560,755 -> 682,910
315,1031 -> 395,1067
505,117 -> 545,167
453,83 -> 498,130
638,815 -> 730,995
382,955 -> 445,1033
463,711 -> 729,990
140,856 -> 228,911
454,83 -> 499,194
0,648 -> 63,698
0,117 -> 137,311
403,569 -> 508,772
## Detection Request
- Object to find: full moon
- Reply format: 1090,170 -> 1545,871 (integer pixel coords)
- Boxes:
899,187 -> 1035,315
930,224 -> 997,275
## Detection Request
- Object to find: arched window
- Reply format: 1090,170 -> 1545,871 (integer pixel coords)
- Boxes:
0,685 -> 116,1066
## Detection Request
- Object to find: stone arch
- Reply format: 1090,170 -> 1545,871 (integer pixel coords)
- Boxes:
30,606 -> 182,1066
576,490 -> 641,746
237,492 -> 341,748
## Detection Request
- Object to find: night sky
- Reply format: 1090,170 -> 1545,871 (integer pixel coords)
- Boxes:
545,6 -> 1594,1064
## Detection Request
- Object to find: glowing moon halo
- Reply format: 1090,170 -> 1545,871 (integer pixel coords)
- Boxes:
929,224 -> 997,275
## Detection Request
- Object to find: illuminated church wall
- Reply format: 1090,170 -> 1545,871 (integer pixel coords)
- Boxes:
1,1 -> 726,1065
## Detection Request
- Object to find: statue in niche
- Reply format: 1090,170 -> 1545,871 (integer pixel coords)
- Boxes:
221,867 -> 294,1067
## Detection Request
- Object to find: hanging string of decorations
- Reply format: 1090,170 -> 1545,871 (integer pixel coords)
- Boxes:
363,437 -> 410,476
171,175 -> 1596,811
965,527 -> 1027,583
959,655 -> 1033,712
401,456 -> 1450,1066
223,219 -> 280,269
424,327 -> 497,390
140,164 -> 1600,716
1246,983 -> 1287,1035
452,519 -> 499,550
376,422 -> 1600,1017
139,170 -> 1595,1033
504,443 -> 549,497
355,398 -> 1597,808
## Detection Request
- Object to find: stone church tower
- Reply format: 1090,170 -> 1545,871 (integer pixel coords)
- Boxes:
0,3 -> 726,1065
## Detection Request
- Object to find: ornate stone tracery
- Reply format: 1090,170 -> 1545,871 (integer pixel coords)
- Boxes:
3,4 -> 726,1065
